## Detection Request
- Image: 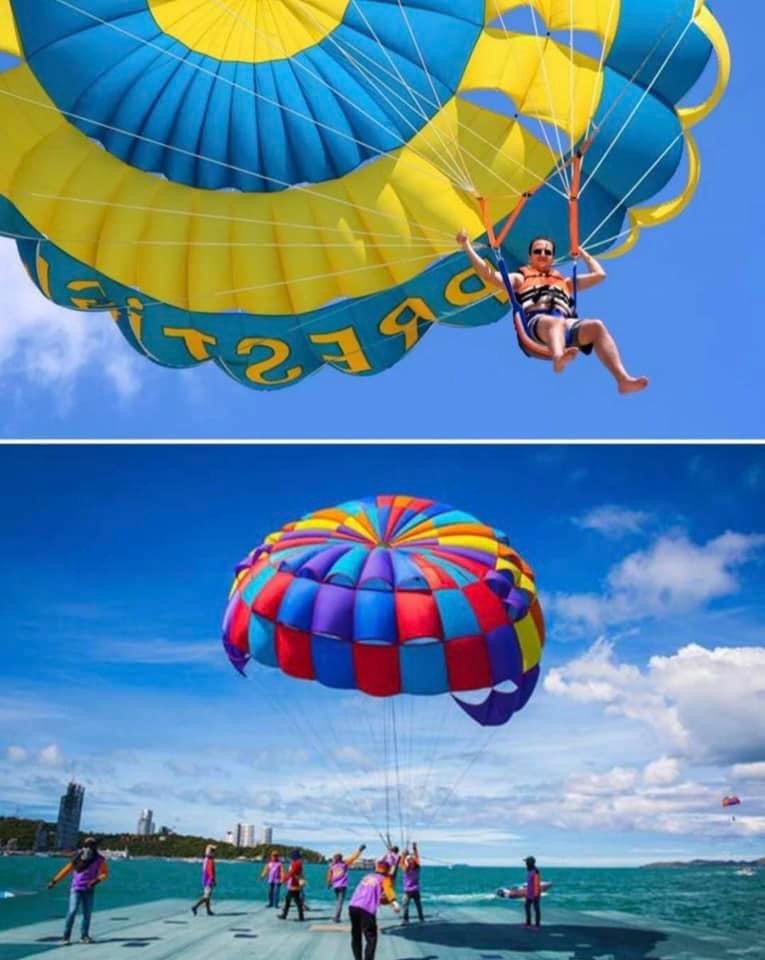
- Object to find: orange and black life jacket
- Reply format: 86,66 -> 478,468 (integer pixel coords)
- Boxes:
517,266 -> 575,318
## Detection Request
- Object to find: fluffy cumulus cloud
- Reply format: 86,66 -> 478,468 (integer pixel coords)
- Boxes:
574,505 -> 650,538
6,745 -> 27,762
0,241 -> 142,403
510,758 -> 765,837
38,744 -> 64,766
545,640 -> 765,766
731,762 -> 765,781
548,531 -> 765,632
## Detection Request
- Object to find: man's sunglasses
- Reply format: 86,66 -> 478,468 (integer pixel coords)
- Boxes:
532,247 -> 553,256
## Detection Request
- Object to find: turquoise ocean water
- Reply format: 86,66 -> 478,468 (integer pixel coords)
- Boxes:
1,858 -> 763,939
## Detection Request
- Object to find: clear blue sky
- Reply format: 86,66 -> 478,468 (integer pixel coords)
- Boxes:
2,444 -> 764,865
0,4 -> 760,439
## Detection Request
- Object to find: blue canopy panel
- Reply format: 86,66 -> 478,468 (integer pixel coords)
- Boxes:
12,0 -> 484,191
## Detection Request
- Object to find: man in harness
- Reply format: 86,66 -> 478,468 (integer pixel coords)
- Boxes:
457,230 -> 648,394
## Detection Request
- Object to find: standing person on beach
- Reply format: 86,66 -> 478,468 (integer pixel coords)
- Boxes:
47,837 -> 108,944
348,860 -> 400,960
401,842 -> 424,923
278,849 -> 305,921
327,843 -> 366,922
523,855 -> 542,928
191,844 -> 216,916
260,850 -> 283,908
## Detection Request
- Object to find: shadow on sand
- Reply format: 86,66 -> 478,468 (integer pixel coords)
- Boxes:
385,921 -> 668,959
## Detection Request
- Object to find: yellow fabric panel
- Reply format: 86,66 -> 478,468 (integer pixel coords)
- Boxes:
515,615 -> 542,670
148,0 -> 349,62
0,0 -> 19,57
0,61 -> 565,314
678,6 -> 730,129
461,29 -> 602,136
486,0 -> 621,59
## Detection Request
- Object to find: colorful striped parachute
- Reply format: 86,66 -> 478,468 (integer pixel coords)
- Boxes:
222,495 -> 544,725
721,796 -> 741,808
0,1 -> 728,389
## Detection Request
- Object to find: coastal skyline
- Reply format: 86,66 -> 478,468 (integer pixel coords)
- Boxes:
1,443 -> 764,866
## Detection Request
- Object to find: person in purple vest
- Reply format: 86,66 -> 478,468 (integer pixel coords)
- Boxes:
191,844 -> 217,916
259,850 -> 283,908
401,842 -> 424,923
326,843 -> 365,922
523,855 -> 542,928
47,837 -> 109,944
348,860 -> 400,960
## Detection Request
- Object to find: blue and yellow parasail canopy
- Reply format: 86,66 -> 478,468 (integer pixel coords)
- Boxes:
0,0 -> 729,388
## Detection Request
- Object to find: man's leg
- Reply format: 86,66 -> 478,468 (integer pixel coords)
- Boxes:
275,884 -> 281,909
535,315 -> 578,374
534,896 -> 541,927
63,890 -> 80,941
80,889 -> 94,939
574,319 -> 648,393
361,910 -> 378,960
297,891 -> 305,921
524,898 -> 532,926
334,888 -> 345,922
402,892 -> 410,922
350,906 -> 363,960
414,891 -> 424,921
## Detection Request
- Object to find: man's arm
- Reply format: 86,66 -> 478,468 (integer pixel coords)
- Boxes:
573,247 -> 606,291
47,861 -> 73,888
456,230 -> 519,291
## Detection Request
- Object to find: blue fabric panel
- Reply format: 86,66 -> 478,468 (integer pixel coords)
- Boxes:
390,550 -> 429,590
13,0 -> 484,191
353,589 -> 397,643
326,546 -> 370,586
240,564 -> 277,607
399,641 -> 448,694
434,589 -> 480,639
311,634 -> 357,690
485,625 -> 522,686
249,614 -> 278,667
608,0 -> 711,105
276,576 -> 321,631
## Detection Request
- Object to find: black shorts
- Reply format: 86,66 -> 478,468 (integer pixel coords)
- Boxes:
525,311 -> 593,356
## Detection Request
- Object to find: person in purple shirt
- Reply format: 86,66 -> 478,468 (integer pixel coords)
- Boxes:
47,837 -> 109,944
326,843 -> 365,922
401,842 -> 424,923
259,850 -> 283,908
348,860 -> 400,960
191,844 -> 216,916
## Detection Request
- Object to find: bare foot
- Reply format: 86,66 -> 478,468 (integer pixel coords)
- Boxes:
553,347 -> 578,374
618,376 -> 649,395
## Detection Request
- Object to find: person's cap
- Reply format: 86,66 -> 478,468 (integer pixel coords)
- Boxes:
523,855 -> 536,866
205,844 -> 217,854
83,837 -> 97,847
291,849 -> 301,859
375,859 -> 389,873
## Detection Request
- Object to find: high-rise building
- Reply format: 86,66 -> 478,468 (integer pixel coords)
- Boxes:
55,781 -> 84,850
136,809 -> 155,836
234,823 -> 255,848
34,822 -> 49,852
262,825 -> 273,845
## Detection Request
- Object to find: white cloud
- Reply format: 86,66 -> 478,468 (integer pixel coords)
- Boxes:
731,762 -> 765,781
0,240 -> 143,402
643,757 -> 680,786
38,744 -> 64,766
545,640 -> 765,765
574,505 -> 649,538
89,638 -> 222,666
549,531 -> 765,631
6,746 -> 27,762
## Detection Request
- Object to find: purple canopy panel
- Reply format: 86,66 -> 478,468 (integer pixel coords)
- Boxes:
298,544 -> 351,580
451,688 -> 522,726
222,639 -> 249,676
359,547 -> 395,589
310,582 -> 356,640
